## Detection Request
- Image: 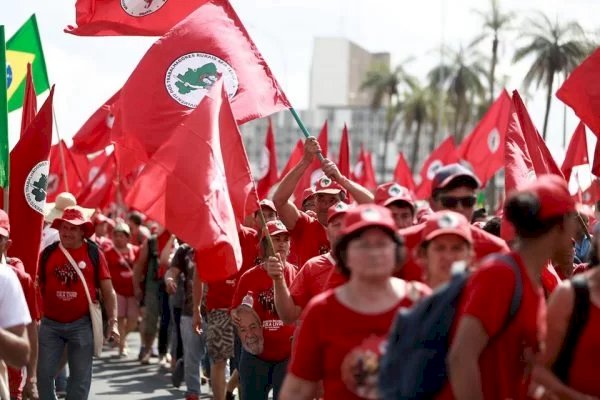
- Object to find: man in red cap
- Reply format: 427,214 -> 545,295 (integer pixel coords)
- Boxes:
0,209 -> 40,399
273,137 -> 374,268
375,182 -> 416,229
399,163 -> 508,282
37,206 -> 119,399
270,202 -> 351,324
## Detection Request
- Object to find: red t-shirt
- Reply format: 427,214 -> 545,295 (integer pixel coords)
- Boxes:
290,253 -> 346,309
6,257 -> 40,320
437,252 -> 546,400
289,283 -> 430,399
40,243 -> 111,323
104,244 -> 139,297
232,262 -> 297,362
568,301 -> 600,396
288,212 -> 329,268
541,264 -> 561,297
398,222 -> 509,282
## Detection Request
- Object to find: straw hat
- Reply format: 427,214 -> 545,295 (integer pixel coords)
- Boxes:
44,192 -> 94,224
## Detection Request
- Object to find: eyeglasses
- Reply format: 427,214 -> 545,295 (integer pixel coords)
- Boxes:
439,195 -> 477,209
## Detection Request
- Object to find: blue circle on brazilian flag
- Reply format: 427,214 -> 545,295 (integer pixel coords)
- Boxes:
6,64 -> 12,89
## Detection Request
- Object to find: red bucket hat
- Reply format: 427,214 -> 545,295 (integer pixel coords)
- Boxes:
420,210 -> 473,246
339,204 -> 397,238
511,174 -> 576,220
51,206 -> 95,238
374,183 -> 415,210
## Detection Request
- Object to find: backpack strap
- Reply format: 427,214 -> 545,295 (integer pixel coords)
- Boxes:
85,239 -> 101,289
552,275 -> 591,382
39,241 -> 60,285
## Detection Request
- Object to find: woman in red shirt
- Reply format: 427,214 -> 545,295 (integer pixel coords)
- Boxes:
103,222 -> 139,357
442,175 -> 578,400
533,230 -> 600,398
280,204 -> 429,400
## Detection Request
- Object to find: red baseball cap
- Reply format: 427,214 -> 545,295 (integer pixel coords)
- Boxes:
374,183 -> 415,210
301,187 -> 316,203
92,212 -> 115,228
431,163 -> 480,194
0,209 -> 10,237
339,204 -> 397,238
258,199 -> 277,213
420,211 -> 473,246
314,176 -> 346,196
50,206 -> 95,238
263,220 -> 289,238
327,202 -> 352,224
511,174 -> 576,220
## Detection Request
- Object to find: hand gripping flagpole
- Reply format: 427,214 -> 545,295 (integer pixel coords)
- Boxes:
288,107 -> 325,162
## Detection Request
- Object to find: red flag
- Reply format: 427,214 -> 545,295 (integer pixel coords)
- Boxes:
125,80 -> 258,282
415,136 -> 458,199
293,122 -> 328,206
352,145 -> 377,191
20,64 -> 37,137
8,86 -> 55,282
77,152 -> 117,210
113,0 -> 290,175
338,124 -> 350,177
561,122 -> 589,182
280,140 -> 303,179
65,0 -> 208,36
255,118 -> 278,199
47,141 -> 88,202
457,90 -> 512,186
71,91 -> 119,155
393,153 -> 416,193
581,179 -> 600,206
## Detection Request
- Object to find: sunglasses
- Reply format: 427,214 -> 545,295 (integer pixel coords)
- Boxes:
439,195 -> 477,209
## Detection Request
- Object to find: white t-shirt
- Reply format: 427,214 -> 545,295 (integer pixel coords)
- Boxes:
0,265 -> 31,329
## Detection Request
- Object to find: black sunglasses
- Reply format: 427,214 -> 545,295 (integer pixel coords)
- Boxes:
439,195 -> 477,209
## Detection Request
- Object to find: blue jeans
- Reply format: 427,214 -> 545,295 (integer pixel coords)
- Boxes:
239,350 -> 288,400
37,317 -> 94,400
180,315 -> 206,395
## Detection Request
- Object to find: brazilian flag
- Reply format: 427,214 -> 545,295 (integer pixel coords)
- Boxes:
6,14 -> 49,112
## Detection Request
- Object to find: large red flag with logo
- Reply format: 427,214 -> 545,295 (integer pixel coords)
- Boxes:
125,80 -> 258,282
293,122 -> 328,206
72,91 -> 119,155
20,64 -> 37,138
47,140 -> 88,202
352,145 -> 377,190
338,124 -> 350,177
8,86 -> 54,281
255,119 -> 278,199
415,136 -> 458,199
77,152 -> 117,210
457,90 -> 512,186
561,122 -> 589,182
113,0 -> 290,175
393,153 -> 416,193
65,0 -> 208,36
581,179 -> 600,206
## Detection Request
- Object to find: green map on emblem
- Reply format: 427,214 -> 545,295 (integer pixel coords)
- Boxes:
175,63 -> 219,95
31,173 -> 47,202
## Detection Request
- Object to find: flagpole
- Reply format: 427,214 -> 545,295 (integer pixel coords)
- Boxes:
288,107 -> 324,162
0,26 -> 9,212
51,108 -> 70,193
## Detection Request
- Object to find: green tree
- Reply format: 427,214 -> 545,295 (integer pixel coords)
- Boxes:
513,13 -> 593,139
403,83 -> 434,172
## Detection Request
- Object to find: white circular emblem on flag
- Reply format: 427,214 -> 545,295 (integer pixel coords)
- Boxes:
487,128 -> 500,153
426,160 -> 443,180
121,0 -> 168,17
46,173 -> 60,196
165,53 -> 239,109
105,113 -> 115,129
254,147 -> 270,180
24,161 -> 50,214
353,161 -> 364,179
310,169 -> 324,186
89,167 -> 107,191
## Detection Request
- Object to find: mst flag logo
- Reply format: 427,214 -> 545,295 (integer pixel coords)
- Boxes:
24,161 -> 50,214
487,128 -> 501,153
121,0 -> 169,17
165,53 -> 239,108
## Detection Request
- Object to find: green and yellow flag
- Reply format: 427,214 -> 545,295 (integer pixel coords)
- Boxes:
1,26 -> 9,187
6,14 -> 49,112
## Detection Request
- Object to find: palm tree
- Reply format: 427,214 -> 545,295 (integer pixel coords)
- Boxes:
361,60 -> 417,180
513,13 -> 594,139
428,46 -> 487,142
472,0 -> 514,104
403,83 -> 434,172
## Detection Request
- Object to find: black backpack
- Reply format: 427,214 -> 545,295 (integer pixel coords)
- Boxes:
551,274 -> 591,382
39,239 -> 102,290
379,254 -> 523,400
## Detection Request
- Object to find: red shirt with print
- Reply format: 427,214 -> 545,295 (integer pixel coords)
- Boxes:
290,253 -> 346,309
437,252 -> 546,400
6,258 -> 40,320
289,282 -> 430,399
104,244 -> 139,297
232,262 -> 297,362
398,222 -> 509,282
288,212 -> 329,268
40,243 -> 111,323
